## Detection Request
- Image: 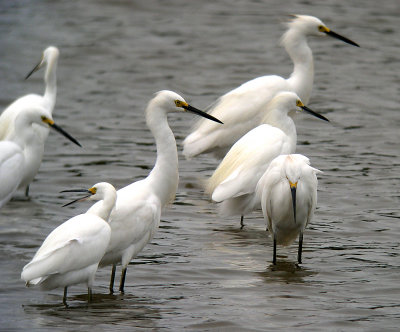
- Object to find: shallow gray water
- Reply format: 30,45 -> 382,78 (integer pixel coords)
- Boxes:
0,0 -> 399,330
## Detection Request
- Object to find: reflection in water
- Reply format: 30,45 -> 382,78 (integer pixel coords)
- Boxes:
258,261 -> 318,285
22,293 -> 162,329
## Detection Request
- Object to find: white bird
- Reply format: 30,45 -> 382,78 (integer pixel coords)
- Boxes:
96,90 -> 222,293
0,46 -> 60,196
206,91 -> 328,228
21,182 -> 117,305
256,154 -> 321,264
0,107 -> 81,209
183,15 -> 358,158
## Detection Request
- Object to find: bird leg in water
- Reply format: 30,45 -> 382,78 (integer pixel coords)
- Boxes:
25,185 -> 30,197
109,264 -> 116,294
240,215 -> 244,229
63,287 -> 68,306
87,287 -> 92,303
298,231 -> 303,264
119,267 -> 127,293
273,234 -> 277,265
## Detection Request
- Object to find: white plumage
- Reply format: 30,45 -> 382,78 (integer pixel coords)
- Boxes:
97,90 -> 222,293
256,154 -> 321,264
0,46 -> 59,196
183,15 -> 358,158
0,107 -> 80,209
21,182 -> 117,305
206,91 -> 328,226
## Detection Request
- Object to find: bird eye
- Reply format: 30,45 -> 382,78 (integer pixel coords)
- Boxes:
318,25 -> 326,32
175,100 -> 182,107
89,187 -> 97,194
41,115 -> 47,121
296,100 -> 303,107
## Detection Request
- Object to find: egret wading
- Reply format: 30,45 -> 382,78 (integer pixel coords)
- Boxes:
183,15 -> 358,158
21,182 -> 117,305
0,46 -> 60,196
206,91 -> 328,228
97,90 -> 222,293
0,107 -> 81,209
256,154 -> 321,264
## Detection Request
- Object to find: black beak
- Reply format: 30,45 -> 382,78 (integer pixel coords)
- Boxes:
60,189 -> 92,207
25,60 -> 42,80
183,104 -> 223,124
290,186 -> 297,224
301,105 -> 330,122
325,30 -> 360,47
49,122 -> 82,147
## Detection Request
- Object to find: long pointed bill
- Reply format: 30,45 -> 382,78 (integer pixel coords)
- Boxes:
290,183 -> 297,224
301,105 -> 330,122
49,122 -> 82,147
183,104 -> 223,124
60,189 -> 92,207
25,59 -> 43,80
325,30 -> 360,47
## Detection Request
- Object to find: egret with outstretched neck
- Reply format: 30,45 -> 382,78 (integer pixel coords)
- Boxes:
97,90 -> 222,293
183,15 -> 358,158
21,182 -> 117,305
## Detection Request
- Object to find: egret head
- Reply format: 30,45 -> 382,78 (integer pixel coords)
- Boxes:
61,182 -> 116,207
149,90 -> 223,123
25,46 -> 60,80
287,15 -> 359,47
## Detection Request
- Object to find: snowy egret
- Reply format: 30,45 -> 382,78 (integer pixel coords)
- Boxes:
0,46 -> 60,196
0,107 -> 81,209
96,90 -> 222,293
183,15 -> 358,158
206,91 -> 328,228
21,182 -> 116,305
256,154 -> 321,264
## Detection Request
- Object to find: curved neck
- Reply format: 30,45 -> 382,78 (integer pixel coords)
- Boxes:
283,29 -> 314,104
43,58 -> 57,110
145,105 -> 179,206
87,191 -> 117,221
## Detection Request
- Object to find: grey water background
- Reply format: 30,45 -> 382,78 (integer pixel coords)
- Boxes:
0,0 -> 399,330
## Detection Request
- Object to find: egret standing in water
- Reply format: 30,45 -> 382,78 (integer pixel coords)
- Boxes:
21,182 -> 117,305
0,107 -> 81,209
206,92 -> 328,227
256,154 -> 321,264
97,90 -> 222,293
0,46 -> 60,196
183,15 -> 358,158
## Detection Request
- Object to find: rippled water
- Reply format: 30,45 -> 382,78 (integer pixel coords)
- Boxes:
1,0 -> 399,330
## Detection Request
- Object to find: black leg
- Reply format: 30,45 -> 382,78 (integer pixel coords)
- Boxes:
25,185 -> 30,197
88,287 -> 92,303
273,233 -> 277,265
240,215 -> 244,229
109,264 -> 116,294
63,287 -> 68,306
298,231 -> 303,264
119,266 -> 127,293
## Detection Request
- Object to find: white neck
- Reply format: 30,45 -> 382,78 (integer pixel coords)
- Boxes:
87,191 -> 117,221
43,58 -> 57,111
282,29 -> 314,104
262,109 -> 297,149
145,104 -> 179,206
